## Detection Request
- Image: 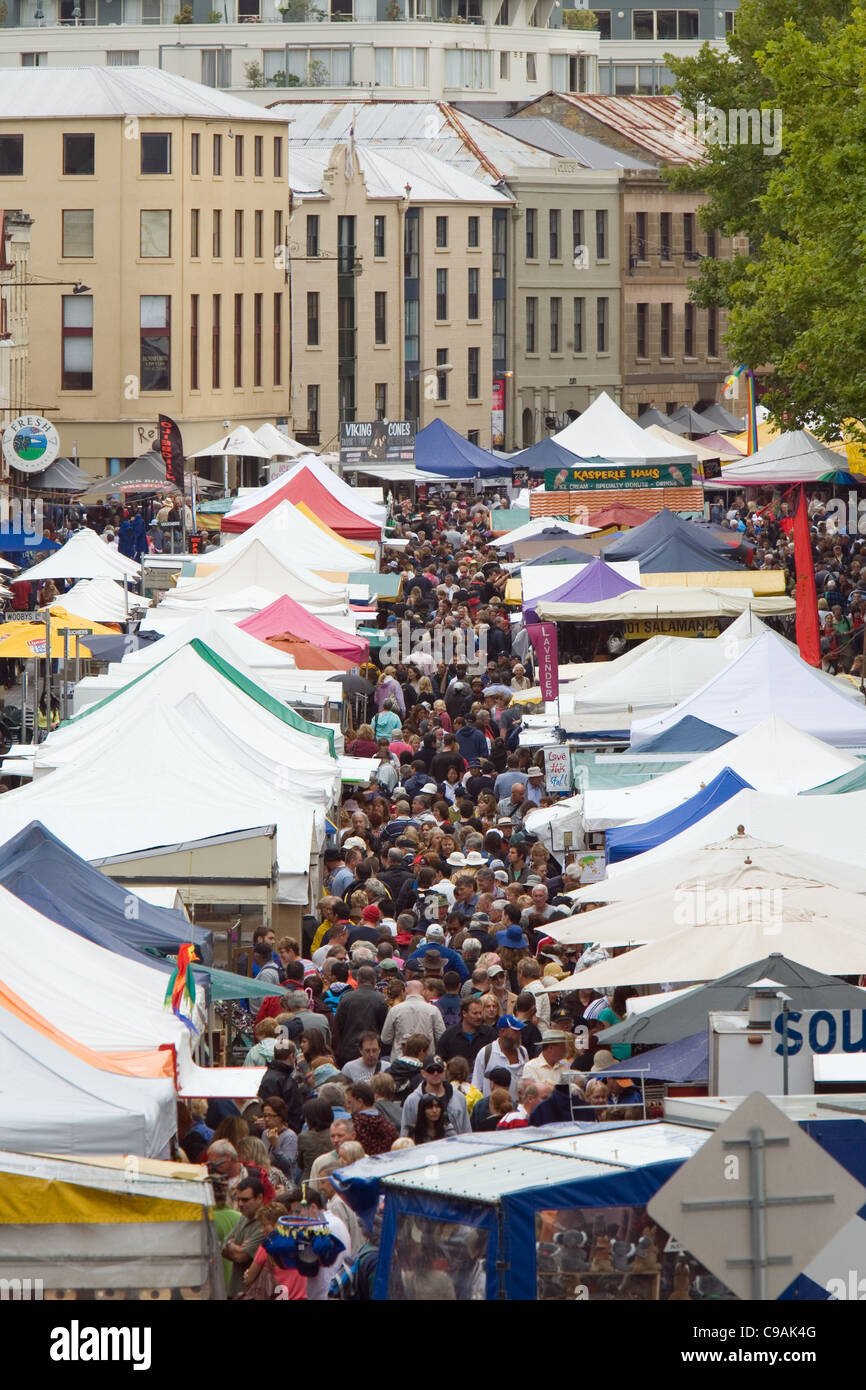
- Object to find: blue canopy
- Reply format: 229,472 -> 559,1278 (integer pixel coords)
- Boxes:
599,1032 -> 708,1084
521,541 -> 625,566
509,437 -> 588,474
604,767 -> 753,863
0,821 -> 213,964
601,509 -> 744,572
415,419 -> 505,479
634,715 -> 735,754
84,631 -> 162,663
0,535 -> 61,553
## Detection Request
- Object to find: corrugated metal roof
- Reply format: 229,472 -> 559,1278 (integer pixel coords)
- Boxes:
0,67 -> 284,121
557,94 -> 705,166
478,116 -> 653,170
385,1147 -> 626,1201
289,139 -> 510,203
532,1122 -> 708,1167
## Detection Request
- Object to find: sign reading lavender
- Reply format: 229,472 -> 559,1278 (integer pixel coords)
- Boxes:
526,621 -> 559,702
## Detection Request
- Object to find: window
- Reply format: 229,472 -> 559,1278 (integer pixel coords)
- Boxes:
63,133 -> 94,176
660,211 -> 671,261
632,8 -> 653,36
660,301 -> 672,357
436,346 -> 449,401
468,267 -> 480,320
596,209 -> 608,260
708,307 -> 718,357
684,301 -> 695,356
499,51 -> 510,79
436,268 -> 448,320
21,52 -> 48,65
286,46 -> 352,86
635,211 -> 647,261
724,9 -> 735,31
444,47 -> 491,89
234,134 -> 244,177
307,291 -> 320,346
468,215 -> 479,249
274,209 -> 284,255
678,9 -> 698,37
375,47 -> 428,87
140,133 -> 170,175
190,293 -> 199,391
201,48 -> 231,87
436,216 -> 449,249
549,208 -> 560,260
592,9 -> 611,37
375,383 -> 387,421
234,209 -> 244,258
306,214 -> 320,258
526,296 -> 538,353
572,209 -> 584,261
597,296 -> 608,352
404,211 -> 419,278
573,296 -> 584,353
62,210 -> 93,258
371,215 -> 385,258
526,52 -> 536,80
253,292 -> 263,388
140,294 -> 171,392
405,298 -> 420,362
61,294 -> 93,390
212,294 -> 221,388
273,292 -> 282,385
307,384 -> 319,433
274,136 -> 283,178
493,298 -> 506,362
191,132 -> 200,175
706,229 -> 716,258
683,212 -> 697,260
493,213 -> 507,278
254,135 -> 263,178
656,8 -> 676,37
213,133 -> 223,176
550,296 -> 561,353
254,209 -> 263,259
191,208 -> 200,258
213,209 -> 222,259
525,208 -> 537,259
107,50 -> 139,65
140,209 -> 170,258
636,303 -> 648,358
468,346 -> 480,399
374,291 -> 387,345
234,293 -> 243,388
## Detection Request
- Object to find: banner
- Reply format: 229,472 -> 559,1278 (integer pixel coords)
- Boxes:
543,744 -> 571,794
544,463 -> 693,492
491,379 -> 505,448
339,421 -> 415,468
158,415 -> 185,494
526,620 -> 559,701
793,484 -> 820,666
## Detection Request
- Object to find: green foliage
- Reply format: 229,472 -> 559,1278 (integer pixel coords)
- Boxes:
307,58 -> 329,84
0,3 -> 8,26
244,59 -> 265,86
562,8 -> 598,28
385,0 -> 402,17
172,4 -> 194,20
206,7 -> 222,17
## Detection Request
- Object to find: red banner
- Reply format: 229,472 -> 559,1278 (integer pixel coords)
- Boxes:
793,485 -> 821,667
526,621 -> 559,701
158,414 -> 185,495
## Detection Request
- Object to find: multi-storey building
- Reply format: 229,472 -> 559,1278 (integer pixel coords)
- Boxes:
0,67 -> 290,479
0,209 -> 33,430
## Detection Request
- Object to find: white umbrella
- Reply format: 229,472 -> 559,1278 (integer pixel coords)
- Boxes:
189,425 -> 271,460
252,423 -> 312,459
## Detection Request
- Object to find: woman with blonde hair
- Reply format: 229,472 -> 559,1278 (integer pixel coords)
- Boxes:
479,992 -> 501,1027
346,723 -> 379,759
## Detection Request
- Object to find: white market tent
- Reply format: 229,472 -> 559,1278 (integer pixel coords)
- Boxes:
168,541 -> 353,610
581,717 -> 861,829
545,867 -> 866,950
195,501 -> 375,574
519,561 -> 641,607
567,831 -> 866,906
630,629 -> 866,748
536,588 -> 796,623
45,578 -> 149,623
495,517 -> 600,549
710,429 -> 857,486
553,392 -> 697,465
0,1007 -> 176,1158
644,424 -> 742,463
143,586 -> 360,634
227,451 -> 387,528
22,528 -> 141,583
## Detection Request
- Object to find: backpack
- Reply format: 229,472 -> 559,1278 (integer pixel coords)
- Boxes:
331,1242 -> 378,1300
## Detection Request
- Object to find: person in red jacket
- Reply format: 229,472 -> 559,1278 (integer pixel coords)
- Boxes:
344,1081 -> 398,1155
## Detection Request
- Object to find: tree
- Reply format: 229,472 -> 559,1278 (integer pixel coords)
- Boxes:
244,59 -> 265,86
562,8 -> 598,27
664,0 -> 864,434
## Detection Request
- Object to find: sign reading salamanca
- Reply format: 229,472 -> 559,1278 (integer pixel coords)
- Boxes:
339,421 -> 415,468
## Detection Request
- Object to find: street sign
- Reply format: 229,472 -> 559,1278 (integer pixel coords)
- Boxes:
3,611 -> 39,622
648,1092 -> 866,1300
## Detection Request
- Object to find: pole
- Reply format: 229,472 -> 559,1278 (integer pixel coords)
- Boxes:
20,667 -> 26,744
61,627 -> 69,722
123,572 -> 129,618
43,609 -> 51,734
747,1126 -> 768,1301
781,999 -> 790,1096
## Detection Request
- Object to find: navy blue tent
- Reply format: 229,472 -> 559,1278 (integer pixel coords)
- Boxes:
522,544 -> 620,566
604,767 -> 753,863
415,419 -> 505,479
0,821 -> 213,964
634,715 -> 735,754
598,1032 -> 708,1084
84,631 -> 162,663
601,509 -> 744,572
509,437 -> 589,474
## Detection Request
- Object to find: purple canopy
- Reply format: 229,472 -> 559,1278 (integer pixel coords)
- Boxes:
532,556 -> 643,606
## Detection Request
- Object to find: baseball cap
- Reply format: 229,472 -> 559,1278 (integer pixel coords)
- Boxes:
493,870 -> 509,883
486,963 -> 505,978
343,836 -> 367,851
425,924 -> 445,941
496,1014 -> 525,1030
422,1054 -> 446,1073
379,958 -> 400,972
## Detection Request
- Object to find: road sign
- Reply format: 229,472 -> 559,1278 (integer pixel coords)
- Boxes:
3,611 -> 39,622
648,1091 -> 866,1300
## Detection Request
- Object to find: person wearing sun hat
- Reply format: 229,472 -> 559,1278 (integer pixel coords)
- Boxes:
404,922 -> 470,982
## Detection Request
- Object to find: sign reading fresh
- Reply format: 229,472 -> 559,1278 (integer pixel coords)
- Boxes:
544,463 -> 693,491
1,415 -> 60,475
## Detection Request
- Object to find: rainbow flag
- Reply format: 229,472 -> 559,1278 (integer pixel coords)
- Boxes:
725,365 -> 759,455
163,944 -> 199,1034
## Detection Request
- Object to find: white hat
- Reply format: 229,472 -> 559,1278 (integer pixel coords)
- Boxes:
343,836 -> 367,851
493,869 -> 509,883
421,782 -> 439,794
446,852 -> 467,868
465,851 -> 486,867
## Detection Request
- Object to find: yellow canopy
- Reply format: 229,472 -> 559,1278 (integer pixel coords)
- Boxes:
726,420 -> 780,454
293,501 -> 377,558
0,623 -> 92,660
824,420 -> 866,473
37,607 -> 117,635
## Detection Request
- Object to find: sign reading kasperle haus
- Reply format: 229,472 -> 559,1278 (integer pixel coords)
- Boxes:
544,463 -> 693,491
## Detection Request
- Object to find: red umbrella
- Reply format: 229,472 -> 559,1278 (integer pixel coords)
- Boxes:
587,504 -> 651,529
263,633 -> 355,671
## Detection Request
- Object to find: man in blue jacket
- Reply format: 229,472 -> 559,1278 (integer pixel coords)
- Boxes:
455,713 -> 489,763
404,923 -> 469,982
